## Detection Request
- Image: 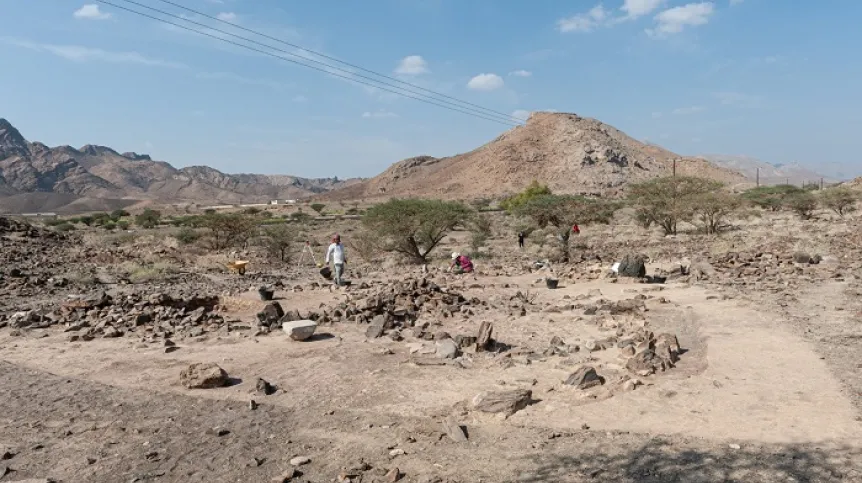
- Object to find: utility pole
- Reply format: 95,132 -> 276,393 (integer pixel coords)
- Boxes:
756,167 -> 760,187
672,158 -> 677,177
820,177 -> 824,190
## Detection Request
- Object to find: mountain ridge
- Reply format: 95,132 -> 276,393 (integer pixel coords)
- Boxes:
0,118 -> 362,213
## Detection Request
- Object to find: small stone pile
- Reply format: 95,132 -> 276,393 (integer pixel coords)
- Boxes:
4,291 -> 233,341
257,278 -> 485,330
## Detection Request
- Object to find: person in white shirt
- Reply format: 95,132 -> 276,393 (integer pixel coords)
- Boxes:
324,234 -> 347,287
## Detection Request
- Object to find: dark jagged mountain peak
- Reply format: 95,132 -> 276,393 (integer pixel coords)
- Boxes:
0,118 -> 30,158
122,152 -> 152,161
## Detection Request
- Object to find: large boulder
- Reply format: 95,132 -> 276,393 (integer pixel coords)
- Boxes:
180,363 -> 228,389
564,366 -> 604,390
257,301 -> 284,327
282,320 -> 317,341
472,389 -> 532,416
617,255 -> 647,278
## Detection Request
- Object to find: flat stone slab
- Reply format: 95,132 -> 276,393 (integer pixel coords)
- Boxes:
282,320 -> 317,341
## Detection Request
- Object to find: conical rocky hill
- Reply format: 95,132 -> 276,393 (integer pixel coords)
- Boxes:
326,112 -> 747,200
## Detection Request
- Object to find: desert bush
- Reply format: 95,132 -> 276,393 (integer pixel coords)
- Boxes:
78,215 -> 94,226
135,209 -> 161,229
111,209 -> 130,221
628,176 -> 721,236
469,214 -> 493,253
362,198 -> 472,264
102,221 -> 117,231
290,212 -> 313,223
91,212 -> 112,226
124,262 -> 178,284
499,180 -> 552,213
820,187 -> 859,216
116,220 -> 130,230
346,229 -> 383,263
243,207 -> 262,215
55,222 -> 76,232
691,191 -> 743,235
174,227 -> 201,245
310,203 -> 326,215
44,218 -> 65,227
260,223 -> 295,262
200,213 -> 257,250
515,194 -> 617,262
784,191 -> 818,219
742,185 -> 804,211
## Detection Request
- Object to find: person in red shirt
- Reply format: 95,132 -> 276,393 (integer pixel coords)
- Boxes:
448,252 -> 474,274
572,224 -> 581,235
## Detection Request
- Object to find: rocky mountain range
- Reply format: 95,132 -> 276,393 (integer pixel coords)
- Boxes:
324,112 -> 748,201
698,154 -> 836,186
0,118 -> 359,214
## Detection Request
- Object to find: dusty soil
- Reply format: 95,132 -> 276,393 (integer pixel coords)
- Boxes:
2,210 -> 862,482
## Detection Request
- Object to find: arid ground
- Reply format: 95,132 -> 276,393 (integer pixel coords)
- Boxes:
1,206 -> 861,483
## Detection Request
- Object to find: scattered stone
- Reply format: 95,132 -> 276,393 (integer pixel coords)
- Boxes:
564,366 -> 604,390
476,321 -> 493,352
366,316 -> 386,339
386,467 -> 403,482
435,338 -> 461,359
249,399 -> 258,410
282,320 -> 317,341
256,378 -> 276,396
441,417 -> 468,443
179,363 -> 228,389
272,468 -> 298,482
257,301 -> 285,327
472,389 -> 532,416
793,252 -> 812,264
617,254 -> 647,278
290,456 -> 311,466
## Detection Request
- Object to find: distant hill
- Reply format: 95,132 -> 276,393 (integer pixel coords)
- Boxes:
0,118 -> 361,214
698,154 -> 837,186
324,112 -> 747,201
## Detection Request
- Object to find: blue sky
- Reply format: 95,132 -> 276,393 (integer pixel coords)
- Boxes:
1,0 -> 861,179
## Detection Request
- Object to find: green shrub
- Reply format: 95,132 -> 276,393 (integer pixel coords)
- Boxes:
174,227 -> 201,245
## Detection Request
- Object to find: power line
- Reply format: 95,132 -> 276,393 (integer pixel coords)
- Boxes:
98,0 -> 525,127
152,0 -> 524,124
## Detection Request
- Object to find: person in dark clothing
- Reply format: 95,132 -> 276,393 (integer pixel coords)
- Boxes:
518,231 -> 525,249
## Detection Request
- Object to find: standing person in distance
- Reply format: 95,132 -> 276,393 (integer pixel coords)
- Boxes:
325,234 -> 347,287
518,231 -> 525,249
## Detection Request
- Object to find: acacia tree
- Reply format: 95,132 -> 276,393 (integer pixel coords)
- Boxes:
515,194 -> 617,262
499,180 -> 552,213
742,185 -> 804,211
260,223 -> 294,262
693,190 -> 742,234
201,213 -> 257,250
784,191 -> 818,220
820,187 -> 859,216
362,199 -> 472,263
628,176 -> 721,236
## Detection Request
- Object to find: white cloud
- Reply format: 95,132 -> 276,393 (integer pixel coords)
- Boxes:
216,12 -> 237,22
672,106 -> 705,115
648,2 -> 715,36
730,0 -> 744,5
467,73 -> 504,91
621,0 -> 666,18
558,5 -> 608,32
395,55 -> 429,75
73,4 -> 111,20
2,37 -> 186,68
512,110 -> 531,121
362,110 -> 398,119
509,70 -> 532,77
